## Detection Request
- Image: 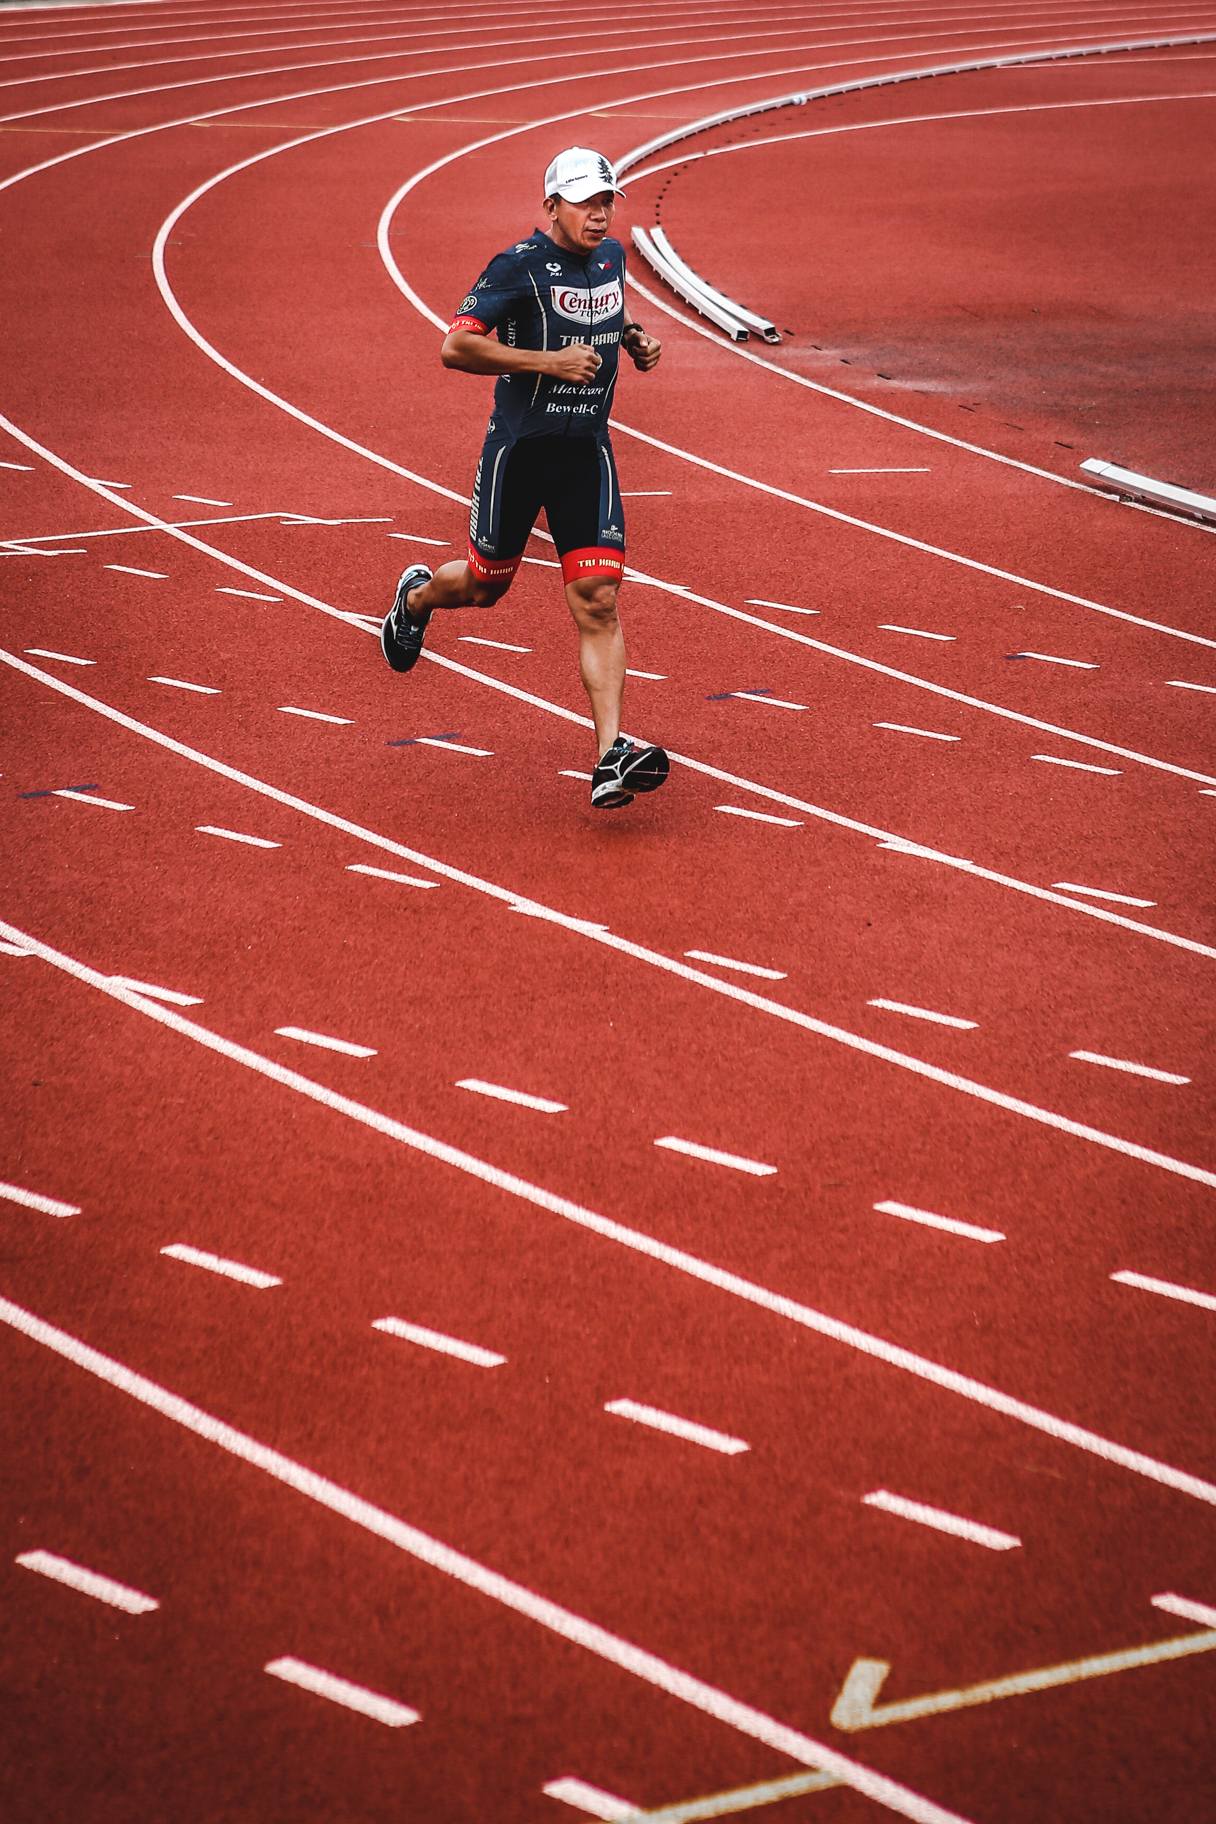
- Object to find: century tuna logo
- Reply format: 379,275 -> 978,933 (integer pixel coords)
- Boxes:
550,279 -> 622,324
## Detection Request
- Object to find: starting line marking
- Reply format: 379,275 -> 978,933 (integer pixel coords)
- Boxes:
683,950 -> 786,981
373,1317 -> 506,1367
1032,754 -> 1121,774
1051,881 -> 1154,908
54,789 -> 132,810
0,1179 -> 80,1218
24,648 -> 94,665
277,705 -> 353,724
275,1026 -> 377,1059
0,1298 -> 968,1824
1111,1270 -> 1216,1314
874,1200 -> 1004,1244
16,1550 -> 158,1614
264,1656 -> 421,1726
604,1399 -> 749,1456
714,805 -> 802,826
868,999 -> 977,1031
148,675 -> 220,694
456,1077 -> 567,1113
346,863 -> 439,888
1069,1050 -> 1189,1085
830,1617 -> 1216,1733
195,825 -> 280,848
160,1243 -> 281,1288
874,723 -> 960,742
861,1490 -> 1021,1551
654,1136 -> 776,1177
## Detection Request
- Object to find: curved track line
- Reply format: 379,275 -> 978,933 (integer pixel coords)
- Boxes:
3,924 -> 1216,1516
4,648 -> 1214,1190
4,404 -> 1213,966
0,1296 -> 972,1824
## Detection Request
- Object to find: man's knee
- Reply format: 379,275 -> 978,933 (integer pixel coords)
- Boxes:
569,577 -> 620,626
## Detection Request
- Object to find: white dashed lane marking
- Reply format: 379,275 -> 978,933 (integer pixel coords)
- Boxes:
1154,1593 -> 1216,1628
626,668 -> 666,679
0,1180 -> 80,1217
880,625 -> 955,641
16,1550 -> 159,1613
24,648 -> 93,665
277,705 -> 353,724
559,769 -> 593,781
1051,882 -> 1154,908
874,1200 -> 1005,1243
387,531 -> 450,545
217,586 -> 282,601
1069,1050 -> 1189,1085
542,1775 -> 638,1818
415,737 -> 493,755
654,1136 -> 776,1176
604,1400 -> 750,1456
1011,652 -> 1098,669
1032,754 -> 1121,774
868,999 -> 977,1030
744,597 -> 818,615
684,950 -> 786,980
732,691 -> 807,710
108,976 -> 202,1006
264,1657 -> 420,1727
105,565 -> 166,578
196,825 -> 280,848
1111,1271 -> 1216,1314
160,1244 -> 282,1288
173,494 -> 231,506
275,1027 -> 377,1059
372,1317 -> 506,1367
456,1078 -> 567,1113
714,805 -> 802,826
861,1491 -> 1021,1551
874,723 -> 960,741
346,863 -> 439,888
54,789 -> 132,810
1168,680 -> 1216,694
149,676 -> 220,693
459,636 -> 531,652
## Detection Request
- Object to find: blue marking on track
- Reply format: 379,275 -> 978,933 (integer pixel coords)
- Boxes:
706,689 -> 772,701
19,783 -> 100,798
386,733 -> 461,746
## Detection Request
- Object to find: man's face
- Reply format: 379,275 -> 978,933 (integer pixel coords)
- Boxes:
547,190 -> 616,254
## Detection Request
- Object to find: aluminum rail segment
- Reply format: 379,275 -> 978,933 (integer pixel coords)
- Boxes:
647,226 -> 781,344
631,225 -> 748,340
1080,460 -> 1216,525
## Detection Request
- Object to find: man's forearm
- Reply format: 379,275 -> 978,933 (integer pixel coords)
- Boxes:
441,331 -> 553,376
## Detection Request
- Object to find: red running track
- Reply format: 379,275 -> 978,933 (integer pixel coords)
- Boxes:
1,4 -> 1214,1822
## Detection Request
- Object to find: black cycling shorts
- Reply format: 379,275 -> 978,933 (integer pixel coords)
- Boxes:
467,431 -> 625,586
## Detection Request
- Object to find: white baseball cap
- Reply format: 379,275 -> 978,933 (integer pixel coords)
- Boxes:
543,146 -> 625,202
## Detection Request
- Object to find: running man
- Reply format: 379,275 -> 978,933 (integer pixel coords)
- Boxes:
381,147 -> 669,810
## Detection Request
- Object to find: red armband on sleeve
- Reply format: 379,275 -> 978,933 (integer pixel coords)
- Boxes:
448,316 -> 488,334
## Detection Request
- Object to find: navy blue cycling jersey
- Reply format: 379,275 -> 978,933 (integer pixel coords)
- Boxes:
450,230 -> 626,440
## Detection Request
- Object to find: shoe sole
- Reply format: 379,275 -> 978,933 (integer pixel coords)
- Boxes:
620,746 -> 669,794
591,787 -> 634,809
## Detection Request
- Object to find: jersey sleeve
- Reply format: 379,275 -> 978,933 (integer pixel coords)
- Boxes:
448,249 -> 528,335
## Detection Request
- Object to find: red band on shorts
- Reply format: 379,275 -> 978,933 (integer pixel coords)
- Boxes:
448,316 -> 487,334
560,546 -> 626,584
467,543 -> 523,584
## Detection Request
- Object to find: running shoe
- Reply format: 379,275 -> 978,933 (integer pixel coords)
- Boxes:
381,564 -> 434,673
590,736 -> 670,809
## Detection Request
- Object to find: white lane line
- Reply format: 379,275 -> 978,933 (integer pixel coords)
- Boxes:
0,1179 -> 80,1217
456,1078 -> 567,1113
1153,1593 -> 1216,1628
1051,882 -> 1154,908
160,1243 -> 281,1288
16,1550 -> 158,1614
745,598 -> 817,615
861,1491 -> 1020,1551
543,1775 -> 638,1818
0,941 -> 34,956
1111,1271 -> 1216,1314
560,769 -> 594,781
173,494 -> 231,505
0,1301 -> 972,1824
732,692 -> 807,711
148,675 -> 220,693
387,532 -> 450,545
714,805 -> 802,826
104,564 -> 166,578
275,1026 -> 377,1059
626,668 -> 666,679
346,863 -> 439,888
54,789 -> 132,810
459,636 -> 531,652
874,723 -> 959,742
196,825 -> 280,848
1168,680 -> 1216,693
1010,652 -> 1098,669
372,1317 -> 506,1367
277,705 -> 353,724
879,625 -> 955,641
0,460 -> 34,470
868,999 -> 977,1031
654,1136 -> 776,1177
831,468 -> 930,474
264,1657 -> 420,1727
1069,1051 -> 1190,1085
684,950 -> 786,981
24,647 -> 93,665
415,737 -> 494,755
217,586 -> 282,600
109,976 -> 202,1006
1032,754 -> 1121,774
604,1399 -> 749,1456
874,1201 -> 1004,1244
